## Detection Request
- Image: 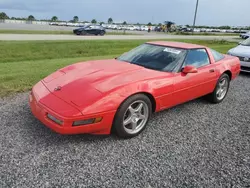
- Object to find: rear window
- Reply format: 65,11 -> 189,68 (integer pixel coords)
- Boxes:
210,49 -> 224,62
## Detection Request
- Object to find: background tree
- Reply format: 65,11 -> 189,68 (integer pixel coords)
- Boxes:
99,21 -> 104,25
91,19 -> 97,24
27,15 -> 35,21
73,16 -> 79,23
51,16 -> 58,22
147,22 -> 152,26
0,12 -> 9,19
158,23 -> 162,26
218,25 -> 231,30
123,21 -> 127,25
108,17 -> 113,24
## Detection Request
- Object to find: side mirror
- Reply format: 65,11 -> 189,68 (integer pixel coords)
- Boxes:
182,65 -> 198,74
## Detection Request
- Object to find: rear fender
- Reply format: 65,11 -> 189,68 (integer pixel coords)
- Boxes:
216,56 -> 240,80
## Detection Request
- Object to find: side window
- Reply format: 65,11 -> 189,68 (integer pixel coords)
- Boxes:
210,48 -> 224,62
184,49 -> 210,68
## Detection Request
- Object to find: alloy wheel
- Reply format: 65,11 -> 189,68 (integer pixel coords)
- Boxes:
123,100 -> 149,134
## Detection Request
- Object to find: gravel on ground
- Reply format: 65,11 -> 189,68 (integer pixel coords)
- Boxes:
0,74 -> 249,188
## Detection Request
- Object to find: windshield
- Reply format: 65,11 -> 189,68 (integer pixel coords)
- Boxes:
117,43 -> 187,72
241,38 -> 250,46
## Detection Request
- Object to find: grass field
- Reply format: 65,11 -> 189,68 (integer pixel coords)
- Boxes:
173,32 -> 239,36
0,39 -> 237,97
0,29 -> 138,35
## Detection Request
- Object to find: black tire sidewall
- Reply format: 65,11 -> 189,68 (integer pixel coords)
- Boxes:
113,94 -> 152,138
100,31 -> 105,36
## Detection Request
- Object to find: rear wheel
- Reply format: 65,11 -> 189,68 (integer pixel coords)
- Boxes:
206,73 -> 230,103
113,94 -> 152,138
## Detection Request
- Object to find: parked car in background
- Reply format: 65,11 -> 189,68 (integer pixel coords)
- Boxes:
228,38 -> 250,72
49,22 -> 58,26
179,27 -> 193,32
73,25 -> 106,36
154,26 -> 162,32
240,31 -> 250,39
30,41 -> 240,138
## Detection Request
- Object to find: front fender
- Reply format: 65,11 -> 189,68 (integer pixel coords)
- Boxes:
80,82 -> 154,115
81,78 -> 174,115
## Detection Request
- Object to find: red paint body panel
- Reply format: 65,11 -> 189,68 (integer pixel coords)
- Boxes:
29,42 -> 241,135
30,82 -> 115,134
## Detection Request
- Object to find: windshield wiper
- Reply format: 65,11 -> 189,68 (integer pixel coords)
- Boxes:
133,63 -> 155,70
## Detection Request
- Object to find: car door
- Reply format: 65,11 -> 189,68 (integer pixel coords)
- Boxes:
89,26 -> 97,35
171,48 -> 217,105
85,25 -> 94,34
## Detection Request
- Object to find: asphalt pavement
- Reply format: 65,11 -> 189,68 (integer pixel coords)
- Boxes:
0,73 -> 249,187
0,33 -> 240,41
0,23 -> 241,41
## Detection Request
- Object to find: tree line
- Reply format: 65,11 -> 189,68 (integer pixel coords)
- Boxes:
0,12 -> 249,30
0,12 -> 176,28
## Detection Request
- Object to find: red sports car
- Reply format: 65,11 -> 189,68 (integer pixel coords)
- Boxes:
30,41 -> 240,138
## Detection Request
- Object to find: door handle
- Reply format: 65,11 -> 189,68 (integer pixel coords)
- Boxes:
209,69 -> 215,73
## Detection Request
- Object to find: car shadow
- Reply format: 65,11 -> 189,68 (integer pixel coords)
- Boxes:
26,110 -> 122,144
24,96 -> 211,144
240,72 -> 250,77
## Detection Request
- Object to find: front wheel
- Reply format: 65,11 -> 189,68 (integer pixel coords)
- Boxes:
206,73 -> 230,103
113,94 -> 152,138
100,31 -> 105,36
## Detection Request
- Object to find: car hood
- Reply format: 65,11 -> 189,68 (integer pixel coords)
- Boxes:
42,59 -> 171,107
229,45 -> 250,58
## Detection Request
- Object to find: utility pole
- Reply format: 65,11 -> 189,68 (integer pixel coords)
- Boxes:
192,0 -> 199,34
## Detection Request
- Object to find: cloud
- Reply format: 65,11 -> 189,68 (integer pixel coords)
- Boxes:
0,0 -> 249,26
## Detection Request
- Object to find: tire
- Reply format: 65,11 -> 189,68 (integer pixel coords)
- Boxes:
206,73 -> 230,103
113,94 -> 152,138
100,31 -> 105,36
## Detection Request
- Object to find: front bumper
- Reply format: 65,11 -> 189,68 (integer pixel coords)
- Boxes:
240,61 -> 250,73
29,84 -> 116,135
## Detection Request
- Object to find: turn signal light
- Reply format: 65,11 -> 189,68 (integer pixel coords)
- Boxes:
47,114 -> 63,125
72,117 -> 102,126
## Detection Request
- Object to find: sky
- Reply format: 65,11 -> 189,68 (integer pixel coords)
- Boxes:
0,0 -> 249,26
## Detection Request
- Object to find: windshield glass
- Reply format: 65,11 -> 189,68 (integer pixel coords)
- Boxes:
241,38 -> 250,46
117,43 -> 187,72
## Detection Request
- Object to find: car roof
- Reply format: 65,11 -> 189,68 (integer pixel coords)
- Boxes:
146,41 -> 205,49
